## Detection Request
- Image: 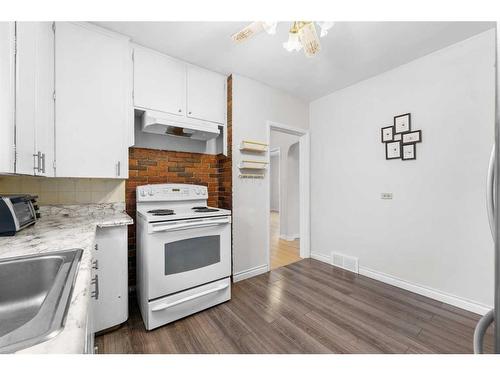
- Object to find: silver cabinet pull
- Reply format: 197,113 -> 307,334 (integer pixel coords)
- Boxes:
188,111 -> 192,115
91,274 -> 99,300
33,151 -> 41,172
92,259 -> 99,270
94,244 -> 98,251
178,109 -> 182,113
40,153 -> 46,173
116,161 -> 121,176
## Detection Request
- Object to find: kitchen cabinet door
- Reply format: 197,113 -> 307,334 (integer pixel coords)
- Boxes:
55,22 -> 130,178
186,66 -> 226,125
0,22 -> 15,174
15,22 -> 55,176
133,46 -> 186,116
93,225 -> 128,333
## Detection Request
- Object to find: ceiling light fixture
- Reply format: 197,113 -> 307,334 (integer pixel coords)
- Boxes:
231,21 -> 334,57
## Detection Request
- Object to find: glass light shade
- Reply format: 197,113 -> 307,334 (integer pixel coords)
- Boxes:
262,22 -> 278,35
283,32 -> 302,52
316,21 -> 334,38
299,22 -> 321,57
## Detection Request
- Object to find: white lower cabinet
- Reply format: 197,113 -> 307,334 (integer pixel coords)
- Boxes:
92,225 -> 129,333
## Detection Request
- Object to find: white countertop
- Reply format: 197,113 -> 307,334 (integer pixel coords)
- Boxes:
0,203 -> 133,354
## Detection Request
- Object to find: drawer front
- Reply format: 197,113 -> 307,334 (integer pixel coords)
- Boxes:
145,277 -> 231,330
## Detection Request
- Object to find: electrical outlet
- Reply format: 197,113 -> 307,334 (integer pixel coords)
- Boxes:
381,193 -> 393,200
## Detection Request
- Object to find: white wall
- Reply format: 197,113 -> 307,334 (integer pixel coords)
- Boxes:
232,74 -> 308,280
310,29 -> 496,311
270,151 -> 280,212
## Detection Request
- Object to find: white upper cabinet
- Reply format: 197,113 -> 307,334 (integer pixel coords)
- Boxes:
55,22 -> 131,178
186,66 -> 226,125
15,22 -> 55,177
0,22 -> 15,174
133,46 -> 186,116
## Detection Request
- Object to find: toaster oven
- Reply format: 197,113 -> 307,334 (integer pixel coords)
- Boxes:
0,195 -> 39,236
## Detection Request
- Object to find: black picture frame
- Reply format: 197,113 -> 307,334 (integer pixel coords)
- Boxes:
385,141 -> 401,160
401,129 -> 422,144
381,126 -> 394,143
394,113 -> 411,134
401,143 -> 416,160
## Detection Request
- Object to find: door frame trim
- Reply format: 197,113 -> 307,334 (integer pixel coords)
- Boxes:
266,121 -> 310,263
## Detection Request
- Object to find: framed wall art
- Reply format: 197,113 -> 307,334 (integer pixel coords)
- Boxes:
402,143 -> 416,160
381,126 -> 394,142
402,130 -> 421,144
385,141 -> 401,160
394,113 -> 411,133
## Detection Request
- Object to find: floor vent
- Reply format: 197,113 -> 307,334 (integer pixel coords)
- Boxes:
331,252 -> 359,274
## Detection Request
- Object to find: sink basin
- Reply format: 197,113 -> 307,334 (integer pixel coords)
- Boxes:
0,249 -> 82,353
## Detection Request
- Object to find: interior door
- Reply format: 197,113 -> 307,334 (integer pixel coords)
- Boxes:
55,22 -> 129,178
0,22 -> 15,174
15,22 -> 54,176
186,66 -> 226,124
133,46 -> 186,116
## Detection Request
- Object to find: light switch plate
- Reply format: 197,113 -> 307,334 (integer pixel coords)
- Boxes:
381,193 -> 393,200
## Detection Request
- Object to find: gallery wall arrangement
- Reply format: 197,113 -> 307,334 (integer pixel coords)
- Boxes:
381,113 -> 422,161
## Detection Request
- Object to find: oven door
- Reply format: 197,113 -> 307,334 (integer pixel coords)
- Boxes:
144,216 -> 231,300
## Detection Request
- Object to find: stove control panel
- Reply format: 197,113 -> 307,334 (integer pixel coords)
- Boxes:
137,184 -> 208,201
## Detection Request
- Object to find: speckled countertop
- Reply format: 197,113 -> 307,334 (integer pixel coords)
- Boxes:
0,203 -> 133,354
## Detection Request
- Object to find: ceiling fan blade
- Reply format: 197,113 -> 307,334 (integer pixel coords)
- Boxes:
231,22 -> 265,43
299,22 -> 321,57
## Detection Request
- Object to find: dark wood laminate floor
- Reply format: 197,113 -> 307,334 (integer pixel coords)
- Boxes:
96,259 -> 495,354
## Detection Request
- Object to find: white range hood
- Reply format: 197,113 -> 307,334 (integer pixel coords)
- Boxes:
141,111 -> 220,141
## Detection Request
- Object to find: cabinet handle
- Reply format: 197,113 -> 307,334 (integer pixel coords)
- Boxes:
94,244 -> 98,251
33,151 -> 41,172
41,153 -> 46,173
91,274 -> 99,300
188,111 -> 192,115
178,109 -> 182,113
92,259 -> 99,270
116,161 -> 121,176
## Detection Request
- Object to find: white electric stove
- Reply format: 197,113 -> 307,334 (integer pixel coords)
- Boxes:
136,183 -> 232,330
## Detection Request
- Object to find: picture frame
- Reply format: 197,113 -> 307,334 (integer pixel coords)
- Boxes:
394,113 -> 411,133
381,126 -> 394,143
385,141 -> 401,160
402,143 -> 416,160
401,130 -> 421,144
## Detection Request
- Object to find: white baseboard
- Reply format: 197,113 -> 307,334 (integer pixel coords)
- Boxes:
310,252 -> 492,315
233,264 -> 269,282
359,266 -> 492,316
280,234 -> 300,241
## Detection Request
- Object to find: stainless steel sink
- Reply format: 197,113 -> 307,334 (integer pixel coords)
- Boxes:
0,249 -> 82,353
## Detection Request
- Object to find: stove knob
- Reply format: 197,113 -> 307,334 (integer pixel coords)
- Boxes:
195,188 -> 200,195
148,189 -> 154,196
140,190 -> 146,197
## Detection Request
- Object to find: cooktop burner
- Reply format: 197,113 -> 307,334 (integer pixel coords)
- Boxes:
193,208 -> 220,213
147,209 -> 175,216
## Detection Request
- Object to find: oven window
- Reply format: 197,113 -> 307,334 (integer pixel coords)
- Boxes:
164,235 -> 220,275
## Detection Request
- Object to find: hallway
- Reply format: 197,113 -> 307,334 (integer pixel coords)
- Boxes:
270,211 -> 301,270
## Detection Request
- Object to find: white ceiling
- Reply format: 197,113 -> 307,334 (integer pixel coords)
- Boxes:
94,21 -> 495,101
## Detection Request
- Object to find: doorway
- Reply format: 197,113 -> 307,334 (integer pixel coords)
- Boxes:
267,121 -> 310,270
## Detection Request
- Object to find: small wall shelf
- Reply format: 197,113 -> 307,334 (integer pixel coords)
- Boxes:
238,160 -> 268,170
239,140 -> 268,153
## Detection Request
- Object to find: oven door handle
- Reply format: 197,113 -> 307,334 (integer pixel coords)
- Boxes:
151,217 -> 230,233
151,283 -> 230,312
